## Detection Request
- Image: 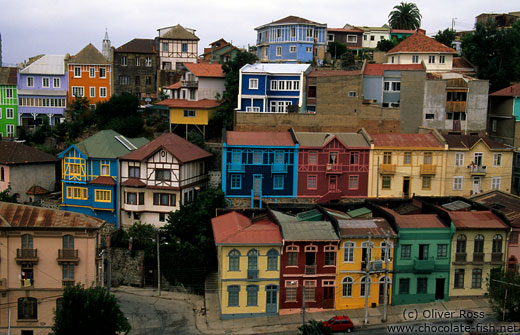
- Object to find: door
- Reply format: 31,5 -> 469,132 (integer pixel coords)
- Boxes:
418,244 -> 429,260
329,175 -> 338,192
323,287 -> 334,309
379,283 -> 385,304
402,177 -> 410,198
266,285 -> 278,313
435,278 -> 445,300
253,175 -> 262,196
473,177 -> 481,194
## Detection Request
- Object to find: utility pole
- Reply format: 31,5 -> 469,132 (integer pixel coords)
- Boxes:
302,283 -> 306,327
451,18 -> 457,31
107,235 -> 112,293
157,230 -> 161,296
382,233 -> 390,322
364,233 -> 372,325
376,157 -> 380,199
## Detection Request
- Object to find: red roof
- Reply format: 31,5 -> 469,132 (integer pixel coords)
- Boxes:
452,57 -> 474,70
211,211 -> 282,245
448,211 -> 509,229
0,141 -> 57,165
490,83 -> 520,97
387,31 -> 457,54
226,131 -> 295,146
119,132 -> 212,163
371,133 -> 443,148
88,176 -> 116,185
328,28 -> 363,33
383,207 -> 446,228
308,70 -> 361,77
184,63 -> 224,78
391,29 -> 417,34
271,16 -> 322,25
364,63 -> 425,76
167,82 -> 182,90
26,185 -> 49,195
155,99 -> 220,109
121,178 -> 147,187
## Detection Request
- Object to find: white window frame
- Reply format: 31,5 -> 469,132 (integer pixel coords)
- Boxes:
453,176 -> 463,190
289,46 -> 296,53
6,124 -> 14,137
90,87 -> 96,98
5,88 -> 13,98
455,152 -> 465,167
306,47 -> 312,53
6,108 -> 14,119
290,27 -> 296,37
249,78 -> 258,90
245,106 -> 260,112
439,55 -> 446,64
27,77 -> 34,87
428,55 -> 436,64
99,87 -> 107,98
72,86 -> 84,98
99,68 -> 106,78
276,46 -> 282,56
42,77 -> 50,88
491,177 -> 501,190
384,81 -> 400,92
343,241 -> 354,263
306,29 -> 313,38
412,55 -> 419,63
493,153 -> 502,167
89,67 -> 95,78
145,57 -> 152,67
347,35 -> 357,43
53,77 -> 61,88
74,66 -> 81,78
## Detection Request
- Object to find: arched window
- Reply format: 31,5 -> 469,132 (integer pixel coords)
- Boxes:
63,235 -> 74,249
456,234 -> 466,253
267,249 -> 278,271
228,249 -> 240,271
342,277 -> 353,297
474,234 -> 484,253
21,234 -> 33,249
343,242 -> 354,263
492,234 -> 503,253
360,276 -> 372,297
247,249 -> 258,270
379,276 -> 392,284
18,297 -> 37,319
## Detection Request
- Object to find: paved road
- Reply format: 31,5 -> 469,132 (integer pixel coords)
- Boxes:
115,291 -> 201,335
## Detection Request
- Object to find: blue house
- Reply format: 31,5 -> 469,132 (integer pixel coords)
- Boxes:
255,16 -> 327,64
222,131 -> 298,208
58,130 -> 148,225
236,63 -> 311,114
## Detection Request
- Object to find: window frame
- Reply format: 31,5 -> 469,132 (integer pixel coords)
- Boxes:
94,190 -> 111,203
249,78 -> 259,90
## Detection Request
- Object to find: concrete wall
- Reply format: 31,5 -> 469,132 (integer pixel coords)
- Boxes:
197,77 -> 225,100
400,71 -> 426,133
10,162 -> 56,203
466,80 -> 489,132
488,97 -> 515,145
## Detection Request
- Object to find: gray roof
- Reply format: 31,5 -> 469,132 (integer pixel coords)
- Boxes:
18,89 -> 67,96
271,210 -> 339,241
241,63 -> 311,75
160,25 -> 199,40
69,43 -> 109,65
20,55 -> 66,75
67,130 -> 149,159
294,132 -> 370,148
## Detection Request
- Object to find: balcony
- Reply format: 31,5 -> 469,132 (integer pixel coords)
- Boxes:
181,80 -> 198,88
455,252 -> 467,263
491,252 -> 503,264
470,166 -> 487,175
20,278 -> 34,288
247,269 -> 258,280
413,257 -> 435,273
271,163 -> 287,173
420,164 -> 437,175
228,162 -> 245,173
57,249 -> 79,264
326,164 -> 342,174
305,265 -> 317,275
15,249 -> 38,265
380,164 -> 396,175
446,101 -> 466,113
62,280 -> 75,287
472,252 -> 484,263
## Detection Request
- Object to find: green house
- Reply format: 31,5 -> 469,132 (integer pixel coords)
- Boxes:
369,199 -> 455,305
0,67 -> 18,138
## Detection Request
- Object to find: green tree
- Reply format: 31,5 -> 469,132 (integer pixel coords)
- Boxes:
434,28 -> 457,48
95,93 -> 145,138
0,186 -> 17,203
128,222 -> 156,251
328,41 -> 348,59
298,319 -> 332,335
52,284 -> 131,335
388,2 -> 422,30
161,188 -> 227,291
377,39 -> 397,52
488,268 -> 520,321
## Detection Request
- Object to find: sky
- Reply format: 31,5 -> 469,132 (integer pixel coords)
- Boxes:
1,0 -> 517,66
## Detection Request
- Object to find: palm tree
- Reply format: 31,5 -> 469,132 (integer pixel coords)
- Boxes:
388,2 -> 422,30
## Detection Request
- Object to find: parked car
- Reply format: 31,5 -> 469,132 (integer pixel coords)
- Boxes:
323,315 -> 354,333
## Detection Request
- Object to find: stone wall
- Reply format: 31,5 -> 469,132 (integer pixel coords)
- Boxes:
110,248 -> 145,287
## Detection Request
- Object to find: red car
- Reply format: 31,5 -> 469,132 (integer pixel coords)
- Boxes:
323,315 -> 354,333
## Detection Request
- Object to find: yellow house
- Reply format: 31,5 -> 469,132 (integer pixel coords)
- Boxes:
156,98 -> 220,138
442,134 -> 514,196
325,207 -> 397,310
211,211 -> 282,319
367,131 -> 448,198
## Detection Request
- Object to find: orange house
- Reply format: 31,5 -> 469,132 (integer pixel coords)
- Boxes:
68,43 -> 111,107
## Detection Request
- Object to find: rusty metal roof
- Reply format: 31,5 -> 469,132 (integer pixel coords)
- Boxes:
472,190 -> 520,228
211,211 -> 282,245
371,133 -> 443,148
337,218 -> 397,238
226,131 -> 295,147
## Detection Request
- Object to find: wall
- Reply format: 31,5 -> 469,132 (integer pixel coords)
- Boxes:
400,71 -> 426,133
197,77 -> 225,100
10,162 -> 56,203
112,51 -> 157,98
488,97 -> 515,145
466,80 -> 489,132
390,53 -> 453,72
110,248 -> 145,287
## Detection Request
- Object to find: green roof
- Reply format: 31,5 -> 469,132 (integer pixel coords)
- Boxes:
295,209 -> 324,221
347,207 -> 372,218
74,130 -> 149,158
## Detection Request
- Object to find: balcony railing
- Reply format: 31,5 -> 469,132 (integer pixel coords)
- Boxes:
271,163 -> 288,173
491,252 -> 503,264
470,166 -> 487,175
62,280 -> 75,287
380,164 -> 396,174
20,278 -> 34,288
181,80 -> 198,88
326,164 -> 341,173
413,257 -> 435,273
420,164 -> 437,175
455,252 -> 467,263
247,269 -> 258,280
228,162 -> 245,173
473,252 -> 484,263
446,101 -> 467,113
305,265 -> 317,275
16,249 -> 38,264
57,249 -> 79,263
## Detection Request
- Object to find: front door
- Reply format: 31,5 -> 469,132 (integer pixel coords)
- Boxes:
329,175 -> 338,192
253,175 -> 262,196
473,177 -> 481,194
266,285 -> 278,313
402,177 -> 410,198
435,278 -> 445,300
323,287 -> 334,309
379,283 -> 385,304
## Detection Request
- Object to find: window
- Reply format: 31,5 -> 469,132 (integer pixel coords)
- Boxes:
457,235 -> 466,253
121,56 -> 127,66
381,242 -> 391,261
364,35 -> 367,41
153,193 -> 176,206
437,244 -> 448,258
181,43 -> 188,52
454,269 -> 465,288
126,192 -> 137,205
306,47 -> 312,53
183,110 -> 196,117
155,169 -> 171,181
227,286 -> 240,306
289,46 -> 296,53
428,55 -> 435,64
422,176 -> 432,190
287,245 -> 298,266
510,231 -> 519,245
0,167 -> 3,181
491,177 -> 501,190
253,150 -> 263,164
42,77 -> 50,88
99,68 -> 106,78
472,269 -> 482,288
474,234 -> 484,253
370,35 -> 375,41
90,87 -> 95,98
53,77 -> 61,88
63,263 -> 74,282
246,285 -> 258,306
249,78 -> 258,89
403,152 -> 412,165
343,242 -> 354,262
493,153 -> 502,167
306,29 -> 313,37
286,281 -> 297,302
271,80 -> 277,91
67,187 -> 88,200
348,91 -> 357,97
276,46 -> 282,56
425,113 -> 435,120
347,35 -> 357,43
453,176 -> 463,190
99,87 -> 107,98
307,175 -> 317,190
273,174 -> 284,190
6,108 -> 14,119
455,153 -> 464,167
308,151 -> 317,165
383,152 -> 392,164
417,278 -> 427,294
439,55 -> 446,64
22,234 -> 33,249
129,166 -> 140,178
18,297 -> 37,320
231,174 -> 241,189
291,27 -> 296,37
89,67 -> 95,78
342,277 -> 353,297
349,151 -> 359,165
69,163 -> 82,175
274,151 -> 284,164
74,66 -> 81,78
423,152 -> 432,165
360,277 -> 370,297
248,249 -> 258,272
399,278 -> 410,294
412,55 -> 419,63
324,245 -> 336,266
135,57 -> 141,66
303,280 -> 315,301
5,88 -> 13,98
119,75 -> 130,85
72,87 -> 84,97
145,57 -> 152,67
401,244 -> 411,259
267,249 -> 278,270
146,76 -> 152,85
228,249 -> 240,271
382,176 -> 391,189
27,77 -> 34,87
62,235 -> 74,250
95,190 -> 111,202
349,175 -> 359,190
492,234 -> 503,253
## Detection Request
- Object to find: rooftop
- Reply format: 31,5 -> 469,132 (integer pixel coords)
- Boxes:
308,70 -> 361,77
115,38 -> 156,54
387,31 -> 457,55
443,134 -> 512,150
363,63 -> 425,76
371,133 -> 444,148
155,99 -> 220,109
211,211 -> 282,245
472,190 -> 520,228
293,131 -> 369,148
490,83 -> 520,97
226,131 -> 295,147
160,24 -> 199,41
0,67 -> 17,85
256,16 -> 325,30
184,63 -> 224,78
20,55 -> 66,75
0,141 -> 57,165
69,43 -> 109,65
270,209 -> 338,241
241,63 -> 311,75
337,218 -> 396,238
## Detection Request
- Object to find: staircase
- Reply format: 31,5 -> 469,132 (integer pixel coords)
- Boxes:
316,190 -> 342,204
204,272 -> 219,318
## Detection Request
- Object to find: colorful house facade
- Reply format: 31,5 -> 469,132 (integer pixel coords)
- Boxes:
255,16 -> 327,64
67,43 -> 111,107
119,133 -> 212,228
222,131 -> 298,208
212,210 -> 282,319
157,25 -> 199,71
18,55 -> 67,126
0,67 -> 18,137
58,130 -> 148,225
293,130 -> 371,203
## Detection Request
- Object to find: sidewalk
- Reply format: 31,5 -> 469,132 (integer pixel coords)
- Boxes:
115,285 -> 494,335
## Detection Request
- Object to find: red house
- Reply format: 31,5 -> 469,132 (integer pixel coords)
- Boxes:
270,205 -> 340,311
292,129 -> 371,203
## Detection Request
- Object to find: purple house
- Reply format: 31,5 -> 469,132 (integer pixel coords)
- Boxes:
18,55 -> 68,126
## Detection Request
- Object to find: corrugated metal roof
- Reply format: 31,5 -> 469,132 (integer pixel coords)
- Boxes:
472,190 -> 520,228
371,133 -> 443,148
448,211 -> 509,229
442,200 -> 472,211
271,210 -> 339,241
294,132 -> 369,148
347,207 -> 372,218
338,218 -> 396,237
226,131 -> 295,147
211,211 -> 282,245
20,55 -> 66,75
241,63 -> 311,74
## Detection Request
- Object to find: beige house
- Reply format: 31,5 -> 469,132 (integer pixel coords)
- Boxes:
442,134 -> 514,196
357,26 -> 390,49
157,25 -> 199,71
0,201 -> 104,335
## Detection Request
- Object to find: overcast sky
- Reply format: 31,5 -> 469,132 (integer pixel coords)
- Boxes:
1,0 -> 517,66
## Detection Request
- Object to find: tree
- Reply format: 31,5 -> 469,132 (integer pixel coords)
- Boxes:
388,2 -> 422,30
434,28 -> 457,48
128,222 -> 156,251
488,268 -> 520,321
53,284 -> 131,335
298,320 -> 332,335
377,39 -> 397,52
95,93 -> 145,138
0,186 -> 17,203
328,41 -> 348,59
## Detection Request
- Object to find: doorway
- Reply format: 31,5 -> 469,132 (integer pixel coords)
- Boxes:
323,287 -> 334,309
253,175 -> 262,196
472,177 -> 481,194
402,177 -> 410,198
266,285 -> 278,313
329,175 -> 338,192
435,278 -> 445,300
